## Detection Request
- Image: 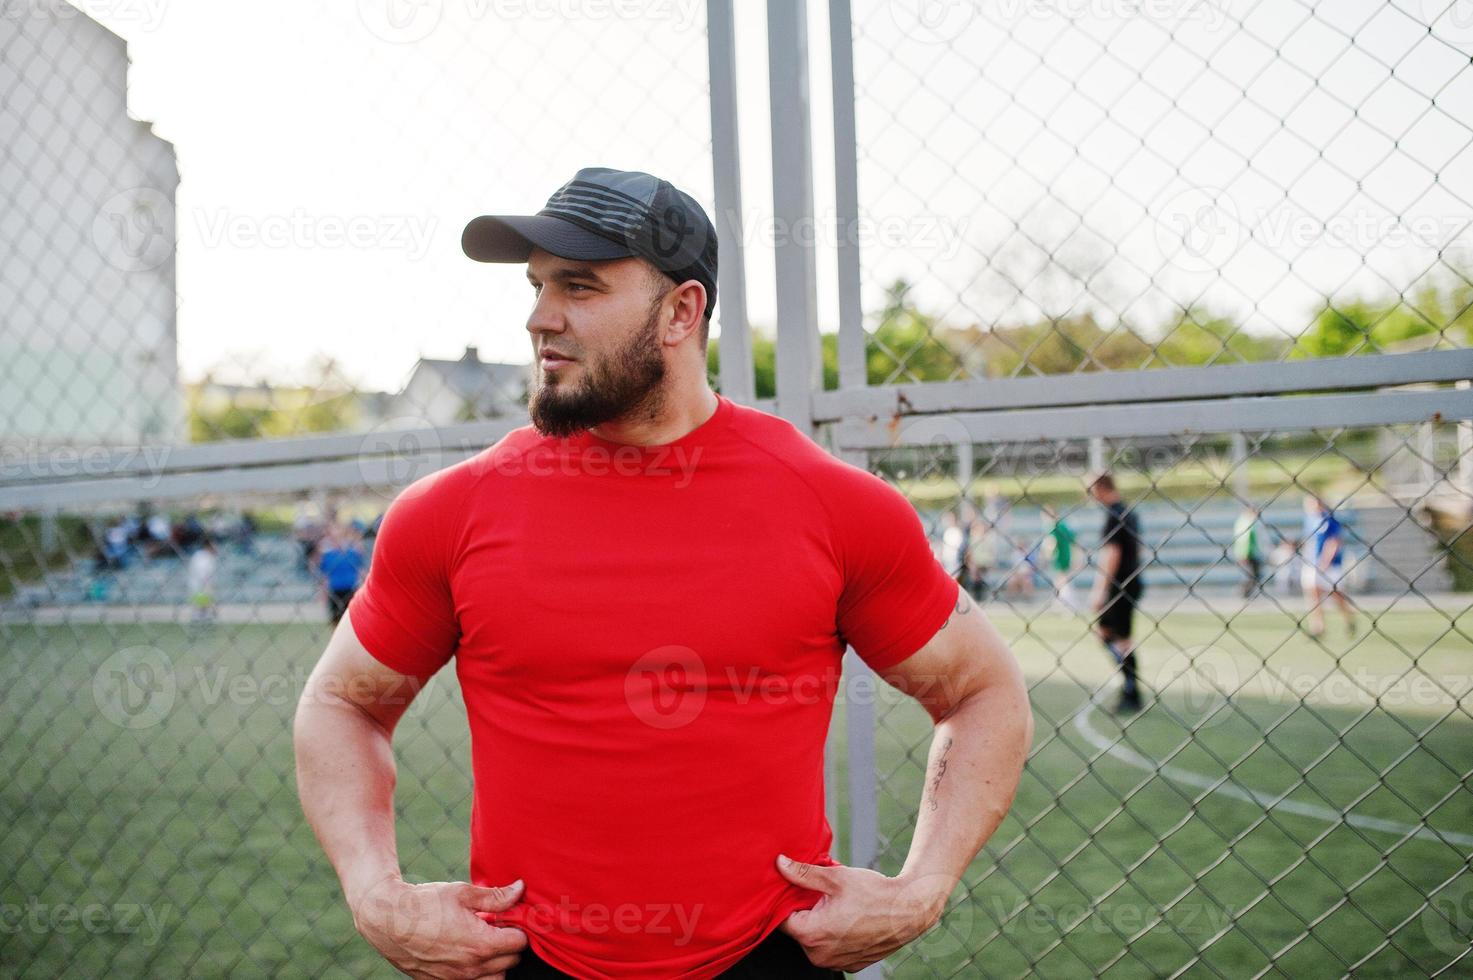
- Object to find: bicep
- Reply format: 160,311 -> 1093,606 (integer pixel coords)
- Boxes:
875,591 -> 1024,725
302,608 -> 431,734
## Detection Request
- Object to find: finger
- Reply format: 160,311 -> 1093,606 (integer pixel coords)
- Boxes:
781,904 -> 829,946
481,925 -> 529,953
478,951 -> 521,972
459,879 -> 525,913
776,854 -> 840,893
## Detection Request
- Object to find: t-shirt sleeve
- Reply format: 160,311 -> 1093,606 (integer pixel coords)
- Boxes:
832,468 -> 961,672
346,471 -> 462,678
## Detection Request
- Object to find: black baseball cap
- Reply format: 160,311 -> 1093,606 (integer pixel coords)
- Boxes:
462,167 -> 718,321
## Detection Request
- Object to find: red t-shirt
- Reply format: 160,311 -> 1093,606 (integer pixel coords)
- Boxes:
348,392 -> 959,979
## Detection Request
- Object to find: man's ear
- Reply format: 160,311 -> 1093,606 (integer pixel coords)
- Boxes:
658,276 -> 706,346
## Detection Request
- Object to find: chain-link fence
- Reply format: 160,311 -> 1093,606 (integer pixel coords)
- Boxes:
845,0 -> 1473,383
4,0 -> 1473,977
815,3 -> 1472,976
2,0 -> 717,451
826,406 -> 1472,977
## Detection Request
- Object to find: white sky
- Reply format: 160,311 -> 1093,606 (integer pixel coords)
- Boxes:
81,0 -> 1473,391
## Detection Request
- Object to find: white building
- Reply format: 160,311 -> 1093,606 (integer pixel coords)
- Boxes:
392,346 -> 531,426
0,7 -> 180,448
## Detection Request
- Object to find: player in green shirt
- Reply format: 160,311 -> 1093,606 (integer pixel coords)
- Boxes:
1232,505 -> 1263,598
1041,504 -> 1081,613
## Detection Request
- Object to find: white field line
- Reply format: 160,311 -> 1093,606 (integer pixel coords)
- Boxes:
1072,694 -> 1473,849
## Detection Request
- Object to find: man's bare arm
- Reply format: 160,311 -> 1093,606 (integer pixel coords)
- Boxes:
877,587 -> 1033,912
293,610 -> 527,979
776,589 -> 1031,972
293,608 -> 422,910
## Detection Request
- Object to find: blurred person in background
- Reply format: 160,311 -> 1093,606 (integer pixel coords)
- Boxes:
293,499 -> 325,577
1040,504 -> 1082,613
187,536 -> 219,625
965,516 -> 997,601
1270,530 -> 1299,598
1087,472 -> 1146,714
1233,504 -> 1264,598
1004,533 -> 1037,600
316,523 -> 366,629
1300,494 -> 1358,639
144,510 -> 171,558
235,511 -> 259,556
938,509 -> 966,584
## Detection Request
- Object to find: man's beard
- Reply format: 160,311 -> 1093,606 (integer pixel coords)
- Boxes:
528,303 -> 666,439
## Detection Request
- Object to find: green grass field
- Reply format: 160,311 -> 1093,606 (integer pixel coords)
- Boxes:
1,605 -> 1469,978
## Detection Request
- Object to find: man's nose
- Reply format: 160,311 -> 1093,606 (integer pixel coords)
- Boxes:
526,292 -> 565,337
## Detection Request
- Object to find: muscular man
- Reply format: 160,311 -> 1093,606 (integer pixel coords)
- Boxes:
294,167 -> 1032,979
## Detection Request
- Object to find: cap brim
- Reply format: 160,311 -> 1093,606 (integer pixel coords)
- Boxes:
461,214 -> 636,263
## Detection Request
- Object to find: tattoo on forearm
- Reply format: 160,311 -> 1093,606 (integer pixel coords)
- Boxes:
926,736 -> 954,811
938,589 -> 972,631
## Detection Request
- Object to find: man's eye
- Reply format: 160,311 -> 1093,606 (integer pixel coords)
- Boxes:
567,283 -> 590,293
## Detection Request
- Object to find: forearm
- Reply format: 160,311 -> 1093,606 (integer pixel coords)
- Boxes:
897,676 -> 1032,898
293,695 -> 404,910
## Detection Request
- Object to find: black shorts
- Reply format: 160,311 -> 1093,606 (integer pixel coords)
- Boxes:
1095,587 -> 1138,639
506,926 -> 842,979
326,587 -> 356,624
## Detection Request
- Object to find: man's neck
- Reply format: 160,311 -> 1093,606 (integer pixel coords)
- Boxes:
587,385 -> 719,447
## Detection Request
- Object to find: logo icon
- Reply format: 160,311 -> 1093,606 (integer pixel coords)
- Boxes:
624,645 -> 707,729
94,646 -> 176,729
889,0 -> 977,44
1421,874 -> 1473,957
358,0 -> 443,43
358,416 -> 444,500
1154,186 -> 1243,273
1150,643 -> 1244,728
93,187 -> 174,273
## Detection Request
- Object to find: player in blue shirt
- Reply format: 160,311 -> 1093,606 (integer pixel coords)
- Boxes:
1299,495 -> 1358,639
317,525 -> 367,628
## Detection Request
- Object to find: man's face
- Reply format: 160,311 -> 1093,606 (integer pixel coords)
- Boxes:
523,247 -> 669,438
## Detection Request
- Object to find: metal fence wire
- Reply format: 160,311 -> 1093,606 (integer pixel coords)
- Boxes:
835,416 -> 1472,978
2,0 -> 1472,978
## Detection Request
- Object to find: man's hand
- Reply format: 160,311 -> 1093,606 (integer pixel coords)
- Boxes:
774,855 -> 948,973
350,875 -> 529,980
